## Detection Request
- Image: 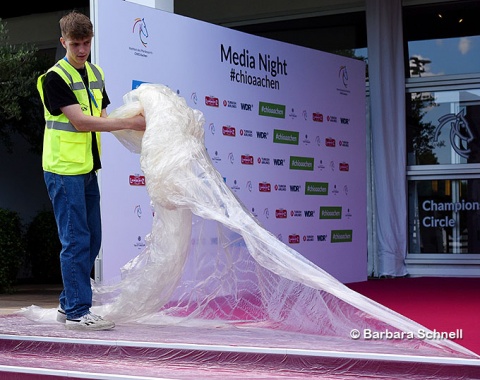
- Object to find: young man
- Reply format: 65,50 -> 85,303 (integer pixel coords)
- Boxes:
37,10 -> 146,330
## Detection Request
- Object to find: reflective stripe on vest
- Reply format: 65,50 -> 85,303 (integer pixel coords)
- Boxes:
46,120 -> 77,133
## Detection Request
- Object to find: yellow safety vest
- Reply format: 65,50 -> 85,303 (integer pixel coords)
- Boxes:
37,59 -> 104,175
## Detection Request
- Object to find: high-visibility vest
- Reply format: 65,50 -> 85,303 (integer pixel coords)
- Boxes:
37,58 -> 104,175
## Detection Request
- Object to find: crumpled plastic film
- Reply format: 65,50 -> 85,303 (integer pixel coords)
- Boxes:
20,83 -> 479,360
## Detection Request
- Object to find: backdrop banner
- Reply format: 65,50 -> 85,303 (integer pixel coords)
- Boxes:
95,0 -> 367,283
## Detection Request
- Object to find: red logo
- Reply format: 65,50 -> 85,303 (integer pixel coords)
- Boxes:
313,113 -> 323,122
259,182 -> 271,192
339,162 -> 349,171
129,175 -> 145,186
275,209 -> 287,218
325,137 -> 336,147
222,126 -> 236,137
205,96 -> 219,107
241,155 -> 254,165
289,234 -> 300,244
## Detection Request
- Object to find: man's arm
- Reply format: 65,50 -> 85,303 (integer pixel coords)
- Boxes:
61,104 -> 145,132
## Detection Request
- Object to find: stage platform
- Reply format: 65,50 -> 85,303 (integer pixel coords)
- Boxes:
1,313 -> 480,380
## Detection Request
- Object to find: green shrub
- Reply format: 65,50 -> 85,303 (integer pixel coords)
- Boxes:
25,209 -> 62,284
0,208 -> 25,293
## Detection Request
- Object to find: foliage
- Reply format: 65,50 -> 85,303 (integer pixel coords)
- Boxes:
25,210 -> 62,284
0,208 -> 25,293
0,18 -> 47,155
407,93 -> 438,165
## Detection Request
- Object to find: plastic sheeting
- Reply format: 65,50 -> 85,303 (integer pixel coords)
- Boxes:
21,84 -> 479,363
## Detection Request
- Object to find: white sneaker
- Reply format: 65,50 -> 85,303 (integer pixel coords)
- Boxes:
56,306 -> 66,323
65,312 -> 115,331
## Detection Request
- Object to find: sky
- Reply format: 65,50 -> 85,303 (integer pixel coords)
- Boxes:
408,35 -> 480,77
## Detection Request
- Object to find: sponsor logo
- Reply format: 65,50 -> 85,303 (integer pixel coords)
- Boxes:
133,235 -> 146,250
132,18 -> 149,47
129,175 -> 145,186
331,229 -> 353,243
222,125 -> 236,137
331,184 -> 340,195
240,129 -> 253,137
319,206 -> 342,219
304,210 -> 315,217
246,181 -> 253,192
259,182 -> 271,192
210,151 -> 222,163
290,156 -> 314,171
228,152 -> 235,164
303,235 -> 315,242
327,115 -> 337,123
209,123 -> 215,135
339,162 -> 349,171
274,184 -> 287,191
345,208 -> 353,219
259,101 -> 286,118
274,129 -> 299,145
264,208 -> 270,219
317,234 -> 328,242
325,137 -> 336,147
205,96 -> 219,107
313,112 -> 323,122
134,205 -> 142,218
241,155 -> 254,165
230,179 -> 240,192
291,210 -> 302,217
340,117 -> 350,125
241,103 -> 253,111
276,209 -> 287,219
223,99 -> 237,108
290,185 -> 301,192
132,80 -> 149,90
289,234 -> 300,244
317,160 -> 326,170
256,131 -> 269,139
191,92 -> 198,104
257,157 -> 270,165
273,158 -> 285,166
302,134 -> 311,145
339,66 -> 348,87
289,108 -> 297,119
339,140 -> 349,147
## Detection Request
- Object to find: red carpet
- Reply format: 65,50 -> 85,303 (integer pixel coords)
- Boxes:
348,276 -> 480,356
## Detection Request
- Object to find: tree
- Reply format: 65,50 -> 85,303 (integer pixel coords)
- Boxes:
0,19 -> 47,154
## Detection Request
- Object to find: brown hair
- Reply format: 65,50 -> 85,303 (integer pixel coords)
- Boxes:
59,11 -> 94,40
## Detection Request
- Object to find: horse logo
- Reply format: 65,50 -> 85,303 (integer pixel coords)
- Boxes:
133,18 -> 149,47
338,65 -> 348,88
434,109 -> 472,158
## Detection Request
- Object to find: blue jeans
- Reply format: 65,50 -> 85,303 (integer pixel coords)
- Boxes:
44,171 -> 102,320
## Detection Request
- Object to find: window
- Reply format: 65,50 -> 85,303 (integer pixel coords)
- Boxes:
405,1 -> 480,259
404,1 -> 480,78
407,89 -> 480,166
409,178 -> 480,254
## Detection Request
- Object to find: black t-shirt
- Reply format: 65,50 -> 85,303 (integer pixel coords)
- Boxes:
43,67 -> 110,171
